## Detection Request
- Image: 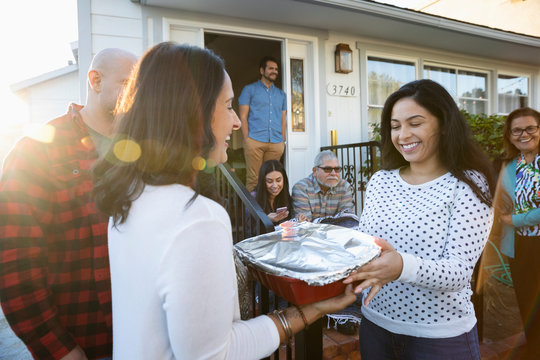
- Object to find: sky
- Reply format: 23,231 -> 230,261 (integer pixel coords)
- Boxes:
1,0 -> 78,132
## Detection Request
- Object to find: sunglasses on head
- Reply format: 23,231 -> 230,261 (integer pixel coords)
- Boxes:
317,166 -> 342,174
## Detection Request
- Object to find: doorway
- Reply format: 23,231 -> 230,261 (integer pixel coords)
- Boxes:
205,33 -> 282,183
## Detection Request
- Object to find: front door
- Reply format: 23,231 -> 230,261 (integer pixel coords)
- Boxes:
166,20 -> 319,191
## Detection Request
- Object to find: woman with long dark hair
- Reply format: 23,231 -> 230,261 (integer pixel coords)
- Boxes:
492,107 -> 540,360
345,79 -> 494,359
93,42 -> 356,359
253,159 -> 293,224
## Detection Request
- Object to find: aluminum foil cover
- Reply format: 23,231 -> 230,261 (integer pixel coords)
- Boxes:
234,222 -> 381,286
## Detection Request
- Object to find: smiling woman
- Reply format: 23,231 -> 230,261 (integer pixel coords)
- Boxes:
92,42 -> 357,359
254,159 -> 294,224
493,107 -> 540,359
389,97 -> 446,184
345,79 -> 495,360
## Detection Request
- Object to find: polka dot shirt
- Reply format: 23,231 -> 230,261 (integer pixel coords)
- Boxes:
359,169 -> 492,338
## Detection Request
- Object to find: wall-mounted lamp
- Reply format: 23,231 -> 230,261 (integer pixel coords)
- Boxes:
335,43 -> 352,74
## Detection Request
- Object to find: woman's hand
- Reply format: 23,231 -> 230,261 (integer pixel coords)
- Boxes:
297,213 -> 308,222
268,211 -> 289,223
500,214 -> 513,225
310,284 -> 357,316
343,237 -> 403,306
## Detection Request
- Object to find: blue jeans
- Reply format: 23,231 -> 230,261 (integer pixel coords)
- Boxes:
359,317 -> 481,360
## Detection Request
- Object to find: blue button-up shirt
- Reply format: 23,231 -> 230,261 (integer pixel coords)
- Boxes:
238,80 -> 287,143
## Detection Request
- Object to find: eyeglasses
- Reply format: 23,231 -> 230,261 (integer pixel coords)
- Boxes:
317,166 -> 342,174
510,125 -> 540,136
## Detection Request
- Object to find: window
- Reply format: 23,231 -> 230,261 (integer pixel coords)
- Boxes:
290,58 -> 305,132
424,65 -> 487,114
367,57 -> 416,137
498,75 -> 529,114
423,65 -> 456,97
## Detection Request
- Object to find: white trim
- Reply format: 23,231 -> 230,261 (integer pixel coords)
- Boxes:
162,17 -> 319,44
77,0 -> 92,103
147,17 -> 154,47
495,72 -> 531,115
356,37 -> 539,73
309,0 -> 540,47
423,62 -> 491,111
364,51 -> 419,108
11,64 -> 79,93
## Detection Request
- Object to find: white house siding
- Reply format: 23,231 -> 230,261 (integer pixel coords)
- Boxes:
2,71 -> 80,166
324,33 -> 363,145
24,71 -> 80,125
78,0 -> 143,102
90,0 -> 143,55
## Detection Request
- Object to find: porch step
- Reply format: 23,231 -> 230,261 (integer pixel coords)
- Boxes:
323,328 -> 360,360
320,329 -> 527,360
479,332 -> 527,360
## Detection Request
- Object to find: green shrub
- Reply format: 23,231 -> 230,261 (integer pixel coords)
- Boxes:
461,110 -> 505,163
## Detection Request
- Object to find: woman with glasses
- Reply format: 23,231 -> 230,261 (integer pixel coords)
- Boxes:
492,107 -> 540,360
344,79 -> 494,359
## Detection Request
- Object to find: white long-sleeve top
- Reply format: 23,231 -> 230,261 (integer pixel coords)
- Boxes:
108,184 -> 279,359
359,169 -> 492,338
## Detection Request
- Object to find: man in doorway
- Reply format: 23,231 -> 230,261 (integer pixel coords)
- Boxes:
0,48 -> 137,360
292,150 -> 354,221
239,55 -> 287,191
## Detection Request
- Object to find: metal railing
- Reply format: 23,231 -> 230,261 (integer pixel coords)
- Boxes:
216,163 -> 323,359
320,141 -> 381,214
216,163 -> 274,243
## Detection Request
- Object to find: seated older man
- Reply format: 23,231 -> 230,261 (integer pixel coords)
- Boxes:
292,150 -> 353,221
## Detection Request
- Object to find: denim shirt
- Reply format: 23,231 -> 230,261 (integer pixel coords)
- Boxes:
238,80 -> 287,143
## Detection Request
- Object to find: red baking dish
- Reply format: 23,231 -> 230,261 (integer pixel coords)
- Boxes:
248,265 -> 347,305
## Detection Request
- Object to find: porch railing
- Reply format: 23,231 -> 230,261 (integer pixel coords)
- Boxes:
216,162 -> 274,243
320,141 -> 381,213
215,163 -> 324,359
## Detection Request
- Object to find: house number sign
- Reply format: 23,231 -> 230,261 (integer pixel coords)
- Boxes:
326,82 -> 357,97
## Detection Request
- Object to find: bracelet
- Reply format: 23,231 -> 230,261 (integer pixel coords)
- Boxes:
294,305 -> 309,330
277,310 -> 293,342
273,309 -> 293,343
272,310 -> 285,333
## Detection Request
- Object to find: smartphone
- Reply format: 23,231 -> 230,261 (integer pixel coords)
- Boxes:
276,207 -> 288,213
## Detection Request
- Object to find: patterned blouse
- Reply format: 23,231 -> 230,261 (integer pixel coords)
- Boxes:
515,153 -> 540,236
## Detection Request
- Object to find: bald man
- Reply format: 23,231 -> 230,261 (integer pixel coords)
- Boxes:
0,48 -> 137,360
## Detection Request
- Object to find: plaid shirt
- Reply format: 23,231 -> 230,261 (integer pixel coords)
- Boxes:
291,173 -> 353,221
0,104 -> 112,359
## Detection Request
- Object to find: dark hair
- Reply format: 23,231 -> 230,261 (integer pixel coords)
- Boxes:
502,107 -> 540,161
93,42 -> 225,225
380,79 -> 494,206
259,56 -> 279,71
254,160 -> 292,216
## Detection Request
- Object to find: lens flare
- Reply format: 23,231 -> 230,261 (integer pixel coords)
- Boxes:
113,139 -> 141,163
80,136 -> 94,149
27,124 -> 56,143
192,156 -> 206,171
